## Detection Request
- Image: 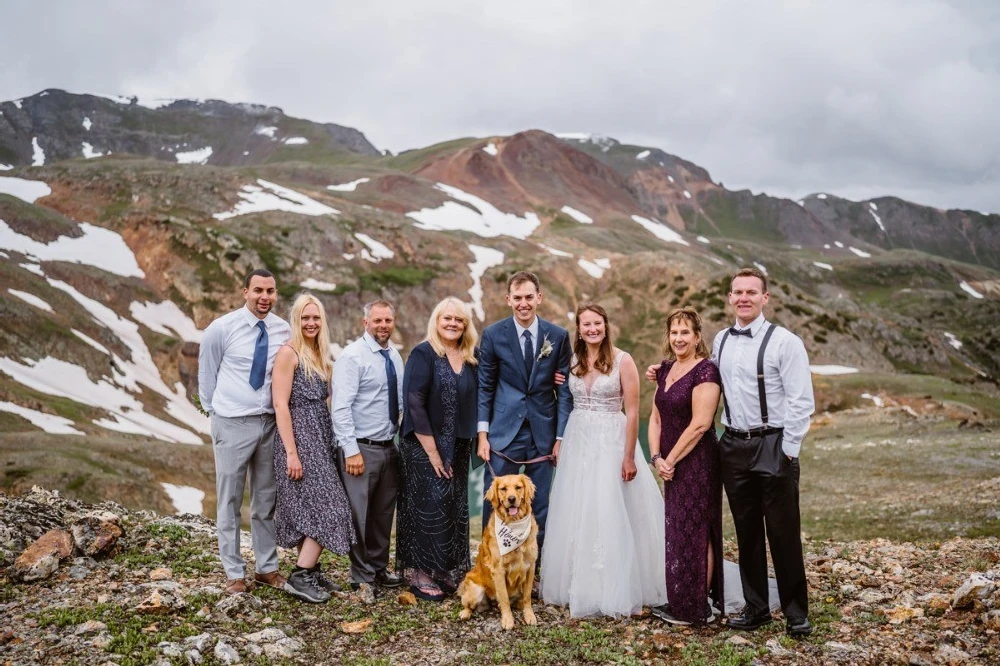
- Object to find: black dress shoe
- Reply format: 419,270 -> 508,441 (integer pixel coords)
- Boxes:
725,606 -> 773,631
786,617 -> 812,638
374,569 -> 403,588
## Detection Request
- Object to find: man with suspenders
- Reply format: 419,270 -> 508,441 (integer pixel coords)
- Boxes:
715,267 -> 815,638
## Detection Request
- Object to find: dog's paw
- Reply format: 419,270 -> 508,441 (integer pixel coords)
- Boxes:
500,613 -> 516,630
458,608 -> 472,621
523,607 -> 537,625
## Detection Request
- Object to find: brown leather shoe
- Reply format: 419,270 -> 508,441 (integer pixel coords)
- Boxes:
225,578 -> 247,595
254,570 -> 287,589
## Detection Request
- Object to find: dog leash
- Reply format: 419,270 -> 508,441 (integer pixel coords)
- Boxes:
484,449 -> 554,479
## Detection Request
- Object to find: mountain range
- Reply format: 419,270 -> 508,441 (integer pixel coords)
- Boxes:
1,89 -> 997,514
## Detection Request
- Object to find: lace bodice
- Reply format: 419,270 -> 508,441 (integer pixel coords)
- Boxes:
568,351 -> 626,413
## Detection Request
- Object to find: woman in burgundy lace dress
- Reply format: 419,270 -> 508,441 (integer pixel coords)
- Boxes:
648,307 -> 724,626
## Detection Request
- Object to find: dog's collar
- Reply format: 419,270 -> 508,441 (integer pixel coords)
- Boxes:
495,514 -> 532,556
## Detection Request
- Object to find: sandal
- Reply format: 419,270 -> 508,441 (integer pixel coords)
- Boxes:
409,582 -> 445,601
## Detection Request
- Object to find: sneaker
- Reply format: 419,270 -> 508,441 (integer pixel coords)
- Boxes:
705,602 -> 718,624
284,568 -> 331,603
309,563 -> 341,592
651,604 -> 692,626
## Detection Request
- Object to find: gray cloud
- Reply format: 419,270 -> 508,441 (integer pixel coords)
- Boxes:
2,0 -> 998,212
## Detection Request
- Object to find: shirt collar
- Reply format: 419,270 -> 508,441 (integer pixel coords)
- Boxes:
362,330 -> 390,353
241,305 -> 270,328
512,316 -> 540,341
733,313 -> 767,337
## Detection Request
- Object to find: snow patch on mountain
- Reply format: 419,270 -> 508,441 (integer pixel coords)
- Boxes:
467,245 -> 504,321
631,215 -> 690,246
355,233 -> 394,263
7,289 -> 53,312
0,220 -> 144,278
213,180 -> 340,220
406,184 -> 540,240
0,176 -> 51,203
31,138 -> 45,166
175,147 -> 213,165
959,281 -> 984,299
0,401 -> 84,435
327,178 -> 370,192
129,301 -> 203,343
560,205 -> 593,224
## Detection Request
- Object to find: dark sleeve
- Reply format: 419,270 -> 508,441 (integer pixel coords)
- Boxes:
692,359 -> 721,387
405,344 -> 435,436
477,328 -> 498,425
654,360 -> 670,385
554,328 -> 573,439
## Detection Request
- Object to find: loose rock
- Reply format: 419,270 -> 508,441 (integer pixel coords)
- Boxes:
11,529 -> 73,581
214,640 -> 241,664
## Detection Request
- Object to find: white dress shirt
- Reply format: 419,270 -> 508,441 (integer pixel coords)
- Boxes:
477,316 -> 540,433
331,331 -> 405,457
712,314 -> 815,457
198,306 -> 291,418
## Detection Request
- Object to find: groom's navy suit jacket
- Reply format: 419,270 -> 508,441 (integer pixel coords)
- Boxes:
477,316 -> 573,453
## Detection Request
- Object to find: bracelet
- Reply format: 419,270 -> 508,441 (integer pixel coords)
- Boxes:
651,453 -> 662,463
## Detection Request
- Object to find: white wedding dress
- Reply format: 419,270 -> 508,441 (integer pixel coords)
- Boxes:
540,351 -> 667,617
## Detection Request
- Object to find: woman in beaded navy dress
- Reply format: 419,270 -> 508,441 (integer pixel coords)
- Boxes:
272,293 -> 355,603
648,307 -> 724,626
397,297 -> 479,601
541,303 -> 666,618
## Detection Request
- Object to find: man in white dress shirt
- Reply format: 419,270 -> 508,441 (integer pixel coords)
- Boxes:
332,299 -> 405,594
714,267 -> 815,637
198,269 -> 292,596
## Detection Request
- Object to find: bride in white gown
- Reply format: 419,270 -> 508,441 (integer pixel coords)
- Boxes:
541,303 -> 667,617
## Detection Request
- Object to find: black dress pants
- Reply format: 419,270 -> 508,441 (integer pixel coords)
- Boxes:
720,429 -> 808,619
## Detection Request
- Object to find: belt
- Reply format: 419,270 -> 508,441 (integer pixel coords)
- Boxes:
724,426 -> 783,440
357,437 -> 395,447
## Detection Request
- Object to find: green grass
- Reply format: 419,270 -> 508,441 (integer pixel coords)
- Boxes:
359,266 -> 437,292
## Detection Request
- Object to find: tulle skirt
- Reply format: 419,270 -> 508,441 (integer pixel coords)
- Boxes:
540,409 -> 667,617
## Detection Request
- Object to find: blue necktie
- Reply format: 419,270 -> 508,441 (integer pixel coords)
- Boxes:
249,320 -> 268,390
523,330 -> 534,377
379,349 -> 399,425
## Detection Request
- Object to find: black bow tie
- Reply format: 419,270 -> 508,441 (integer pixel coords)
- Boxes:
729,327 -> 753,337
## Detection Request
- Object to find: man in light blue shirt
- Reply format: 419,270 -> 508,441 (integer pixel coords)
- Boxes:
198,269 -> 291,596
332,299 -> 405,594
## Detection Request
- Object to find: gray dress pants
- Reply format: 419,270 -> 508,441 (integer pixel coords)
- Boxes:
211,414 -> 279,580
339,441 -> 399,584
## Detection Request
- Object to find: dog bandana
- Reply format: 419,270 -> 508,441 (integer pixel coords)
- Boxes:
495,514 -> 532,556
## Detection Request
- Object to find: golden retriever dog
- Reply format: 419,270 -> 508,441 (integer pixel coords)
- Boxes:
458,474 -> 538,630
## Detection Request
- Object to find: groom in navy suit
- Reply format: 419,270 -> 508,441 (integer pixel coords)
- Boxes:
477,271 -> 573,549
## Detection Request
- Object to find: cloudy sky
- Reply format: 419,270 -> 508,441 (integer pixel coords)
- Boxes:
3,0 -> 998,212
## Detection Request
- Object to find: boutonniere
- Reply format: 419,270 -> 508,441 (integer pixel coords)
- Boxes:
537,335 -> 553,360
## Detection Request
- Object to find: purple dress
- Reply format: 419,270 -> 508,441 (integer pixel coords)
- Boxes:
654,358 -> 724,624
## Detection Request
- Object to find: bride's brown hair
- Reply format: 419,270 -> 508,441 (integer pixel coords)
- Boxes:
572,303 -> 615,377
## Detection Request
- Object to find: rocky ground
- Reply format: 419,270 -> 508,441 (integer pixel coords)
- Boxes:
0,482 -> 998,666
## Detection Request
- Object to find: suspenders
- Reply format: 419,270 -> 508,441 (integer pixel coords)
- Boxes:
718,323 -> 778,427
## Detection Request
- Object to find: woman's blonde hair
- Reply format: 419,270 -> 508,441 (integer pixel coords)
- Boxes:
426,297 -> 479,365
288,293 -> 333,380
660,307 -> 710,360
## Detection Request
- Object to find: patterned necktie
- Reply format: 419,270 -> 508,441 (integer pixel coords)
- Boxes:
379,348 -> 399,425
523,330 -> 534,377
249,320 -> 268,389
